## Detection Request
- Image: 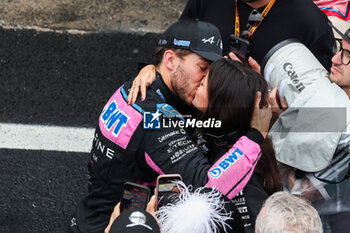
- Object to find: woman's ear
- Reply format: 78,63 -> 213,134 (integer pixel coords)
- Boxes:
163,50 -> 177,71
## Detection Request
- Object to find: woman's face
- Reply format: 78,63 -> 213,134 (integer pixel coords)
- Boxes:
192,73 -> 209,113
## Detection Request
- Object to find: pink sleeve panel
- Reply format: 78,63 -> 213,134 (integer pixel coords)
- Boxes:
99,87 -> 143,149
205,136 -> 261,199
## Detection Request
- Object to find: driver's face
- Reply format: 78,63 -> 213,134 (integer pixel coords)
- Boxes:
171,53 -> 210,105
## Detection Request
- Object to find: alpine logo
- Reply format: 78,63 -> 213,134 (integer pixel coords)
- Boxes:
201,36 -> 215,44
209,148 -> 245,179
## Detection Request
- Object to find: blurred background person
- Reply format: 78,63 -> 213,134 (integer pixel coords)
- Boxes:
264,22 -> 350,233
181,0 -> 334,70
255,191 -> 323,233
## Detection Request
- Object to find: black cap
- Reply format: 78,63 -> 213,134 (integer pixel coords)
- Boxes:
158,19 -> 223,62
109,209 -> 160,233
329,21 -> 350,44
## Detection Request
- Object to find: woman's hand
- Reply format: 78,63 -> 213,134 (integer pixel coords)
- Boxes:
127,64 -> 156,105
146,195 -> 157,215
268,87 -> 288,125
251,91 -> 272,139
228,52 -> 261,74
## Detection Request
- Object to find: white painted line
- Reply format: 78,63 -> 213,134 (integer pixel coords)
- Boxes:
0,123 -> 95,153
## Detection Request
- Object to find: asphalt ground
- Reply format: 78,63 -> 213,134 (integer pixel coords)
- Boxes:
0,27 -> 159,232
0,28 -> 156,127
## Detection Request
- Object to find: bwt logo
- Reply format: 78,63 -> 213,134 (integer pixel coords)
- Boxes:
100,100 -> 129,138
209,148 -> 245,179
143,110 -> 162,129
174,38 -> 191,47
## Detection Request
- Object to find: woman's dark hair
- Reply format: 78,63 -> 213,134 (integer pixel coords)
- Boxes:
206,58 -> 266,134
206,58 -> 282,194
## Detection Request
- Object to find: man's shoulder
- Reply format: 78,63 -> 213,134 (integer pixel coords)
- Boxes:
113,78 -> 185,126
126,78 -> 182,117
271,0 -> 331,35
116,80 -> 161,113
283,0 -> 329,21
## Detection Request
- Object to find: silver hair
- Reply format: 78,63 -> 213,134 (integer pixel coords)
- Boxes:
255,191 -> 323,233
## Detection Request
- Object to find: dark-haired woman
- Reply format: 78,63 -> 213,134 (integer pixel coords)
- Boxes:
192,58 -> 282,233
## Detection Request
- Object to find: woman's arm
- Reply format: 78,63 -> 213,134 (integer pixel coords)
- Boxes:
127,64 -> 156,105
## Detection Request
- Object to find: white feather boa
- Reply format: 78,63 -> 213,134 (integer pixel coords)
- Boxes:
155,182 -> 233,233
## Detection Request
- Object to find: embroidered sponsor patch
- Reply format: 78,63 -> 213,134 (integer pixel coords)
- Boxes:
100,100 -> 129,138
209,148 -> 245,179
174,38 -> 191,47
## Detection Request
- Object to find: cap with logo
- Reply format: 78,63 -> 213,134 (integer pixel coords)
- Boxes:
109,209 -> 160,233
158,18 -> 223,62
